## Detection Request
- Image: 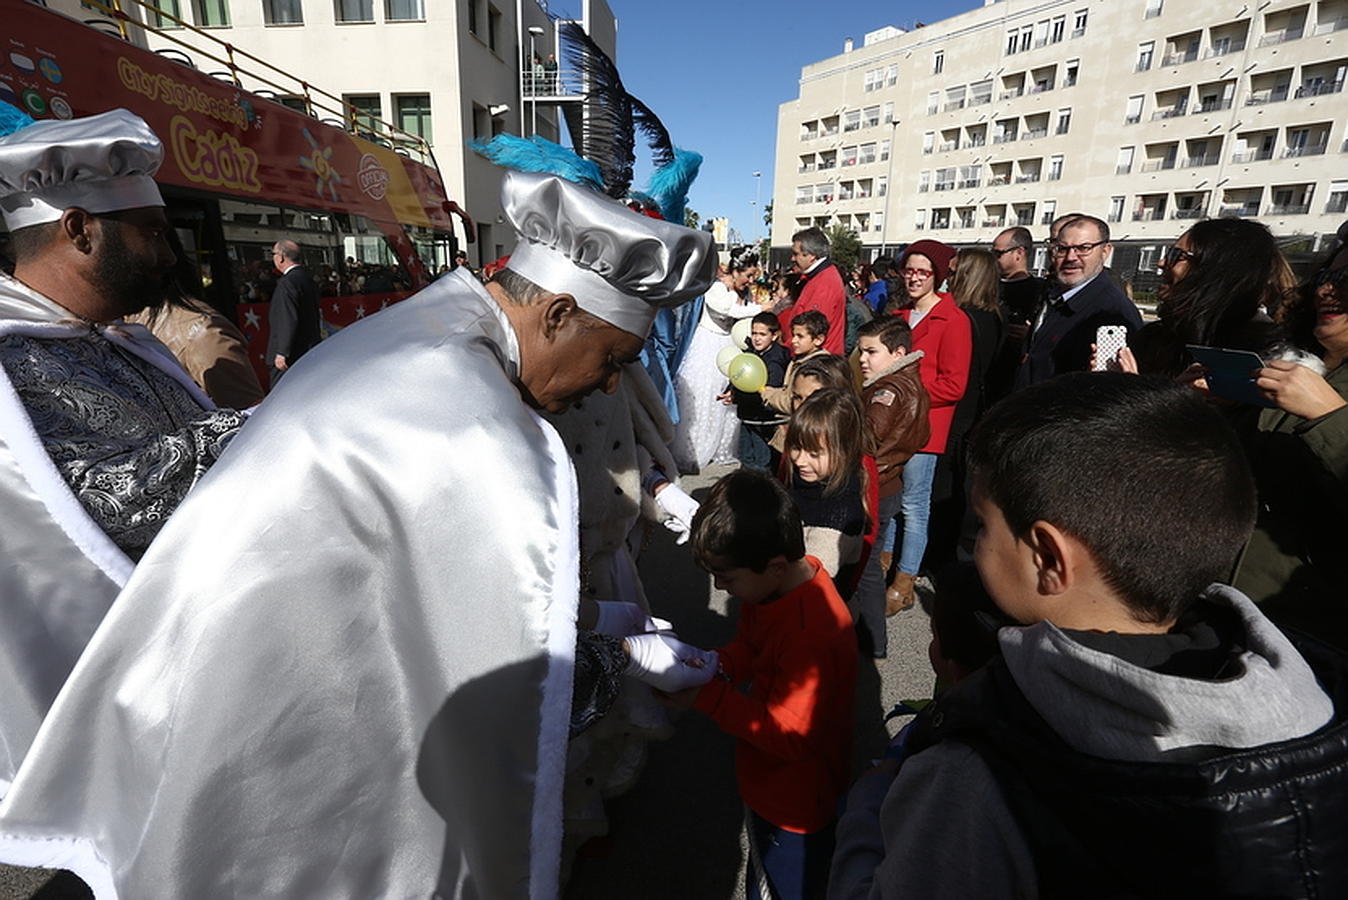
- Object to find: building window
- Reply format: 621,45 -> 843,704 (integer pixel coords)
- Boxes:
385,0 -> 422,20
466,0 -> 478,34
1136,42 -> 1154,71
1048,155 -> 1064,181
487,4 -> 501,51
1006,30 -> 1018,55
1019,25 -> 1033,52
263,0 -> 303,23
933,50 -> 944,75
878,176 -> 888,197
396,93 -> 432,141
927,91 -> 939,115
1145,0 -> 1163,18
879,139 -> 891,162
1124,95 -> 1143,125
862,106 -> 880,128
844,109 -> 861,133
859,143 -> 876,164
1116,146 -> 1135,174
886,65 -> 898,86
1056,108 -> 1071,134
345,93 -> 381,134
922,131 -> 935,154
192,0 -> 230,26
874,211 -> 884,233
1051,15 -> 1065,42
1064,59 -> 1079,87
148,0 -> 183,27
919,170 -> 931,193
882,102 -> 894,123
1073,9 -> 1088,37
335,0 -> 372,22
864,68 -> 880,92
1108,196 -> 1126,223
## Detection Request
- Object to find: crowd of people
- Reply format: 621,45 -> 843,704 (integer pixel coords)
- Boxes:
0,95 -> 1345,900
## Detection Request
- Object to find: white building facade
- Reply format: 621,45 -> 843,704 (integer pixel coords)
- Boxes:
772,0 -> 1347,273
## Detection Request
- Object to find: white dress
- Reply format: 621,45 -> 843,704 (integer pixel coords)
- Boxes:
672,280 -> 760,472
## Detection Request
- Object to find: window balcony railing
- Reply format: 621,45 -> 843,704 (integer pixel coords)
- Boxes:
1141,158 -> 1177,172
982,216 -> 1006,227
1132,209 -> 1166,221
1295,81 -> 1344,99
1197,98 -> 1233,113
1231,148 -> 1274,163
932,220 -> 951,230
1257,26 -> 1303,47
939,140 -> 959,152
1124,113 -> 1142,124
798,163 -> 816,173
989,174 -> 1011,186
1116,164 -> 1133,174
1016,173 -> 1042,183
934,181 -> 956,191
1245,86 -> 1290,105
1023,128 -> 1049,140
1312,16 -> 1348,35
1181,154 -> 1220,168
1152,106 -> 1188,120
819,160 -> 836,170
1283,143 -> 1328,158
963,137 -> 987,149
993,133 -> 1019,144
1172,207 -> 1205,219
958,179 -> 982,189
1030,81 -> 1055,94
1205,40 -> 1246,58
999,88 -> 1025,100
1160,48 -> 1199,66
1268,203 -> 1311,215
944,100 -> 967,112
1219,204 -> 1260,217
956,217 -> 976,229
969,94 -> 993,107
1326,197 -> 1348,214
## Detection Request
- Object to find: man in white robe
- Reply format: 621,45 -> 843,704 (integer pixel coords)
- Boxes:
0,170 -> 716,898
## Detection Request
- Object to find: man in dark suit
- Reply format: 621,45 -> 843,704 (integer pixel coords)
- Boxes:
266,239 -> 321,386
1015,215 -> 1142,388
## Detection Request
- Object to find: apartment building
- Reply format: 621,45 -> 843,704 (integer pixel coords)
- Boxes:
772,0 -> 1347,272
58,0 -> 617,267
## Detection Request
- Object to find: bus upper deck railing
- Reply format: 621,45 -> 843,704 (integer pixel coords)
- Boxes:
72,0 -> 437,168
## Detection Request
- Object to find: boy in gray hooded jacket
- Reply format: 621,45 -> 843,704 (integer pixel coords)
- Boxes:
830,373 -> 1348,900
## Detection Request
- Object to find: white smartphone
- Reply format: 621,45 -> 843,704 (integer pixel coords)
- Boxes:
1093,325 -> 1129,372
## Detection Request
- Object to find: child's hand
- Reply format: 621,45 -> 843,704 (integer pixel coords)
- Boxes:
716,391 -> 733,405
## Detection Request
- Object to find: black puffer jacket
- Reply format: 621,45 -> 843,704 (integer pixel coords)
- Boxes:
905,632 -> 1348,899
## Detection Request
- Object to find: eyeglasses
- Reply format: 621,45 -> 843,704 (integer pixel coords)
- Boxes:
991,246 -> 1019,257
1161,245 -> 1197,267
901,268 -> 934,279
1312,264 -> 1348,288
1048,240 -> 1107,258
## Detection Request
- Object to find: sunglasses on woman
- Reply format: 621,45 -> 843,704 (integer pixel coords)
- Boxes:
1161,245 -> 1197,267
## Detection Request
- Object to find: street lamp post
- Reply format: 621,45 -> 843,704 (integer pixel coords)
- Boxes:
879,119 -> 899,257
527,25 -> 545,137
751,171 -> 762,240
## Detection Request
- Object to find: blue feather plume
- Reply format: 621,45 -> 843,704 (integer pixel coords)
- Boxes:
645,148 -> 703,225
468,134 -> 606,191
0,101 -> 36,139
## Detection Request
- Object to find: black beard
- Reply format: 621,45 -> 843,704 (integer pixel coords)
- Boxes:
92,221 -> 169,318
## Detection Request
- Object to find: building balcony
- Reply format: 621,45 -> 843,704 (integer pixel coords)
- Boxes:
1124,114 -> 1142,125
1181,154 -> 1220,168
934,182 -> 955,191
1172,208 -> 1205,219
1284,143 -> 1328,158
944,101 -> 967,112
993,133 -> 1018,144
1219,204 -> 1260,217
1161,49 -> 1200,66
989,174 -> 1011,186
798,164 -> 816,173
1029,82 -> 1056,95
1140,158 -> 1177,172
958,179 -> 982,188
1151,107 -> 1188,120
1023,128 -> 1049,140
1197,99 -> 1233,113
939,140 -> 958,152
1312,16 -> 1348,35
1295,81 -> 1344,99
999,88 -> 1024,100
1245,86 -> 1290,105
1016,173 -> 1042,183
962,138 -> 987,149
1231,148 -> 1274,163
1205,40 -> 1246,58
1257,27 -> 1303,47
1132,209 -> 1166,221
1268,203 -> 1311,215
969,94 -> 992,107
982,216 -> 1005,227
819,161 -> 836,170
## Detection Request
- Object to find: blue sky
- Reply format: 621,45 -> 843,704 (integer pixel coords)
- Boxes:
547,0 -> 980,243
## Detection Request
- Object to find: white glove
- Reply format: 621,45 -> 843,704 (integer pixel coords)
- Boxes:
624,634 -> 719,692
593,601 -> 673,637
654,482 -> 699,546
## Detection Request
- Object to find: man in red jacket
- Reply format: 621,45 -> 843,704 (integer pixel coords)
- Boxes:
781,227 -> 846,355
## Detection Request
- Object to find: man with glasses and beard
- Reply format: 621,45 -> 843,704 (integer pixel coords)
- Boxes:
0,105 -> 247,791
1015,214 -> 1142,388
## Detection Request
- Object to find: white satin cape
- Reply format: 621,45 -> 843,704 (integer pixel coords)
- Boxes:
0,273 -> 215,794
0,268 -> 579,899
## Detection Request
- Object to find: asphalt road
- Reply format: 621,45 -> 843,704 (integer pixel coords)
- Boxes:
0,464 -> 936,900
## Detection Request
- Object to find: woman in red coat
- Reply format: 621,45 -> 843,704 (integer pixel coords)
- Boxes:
882,239 -> 970,611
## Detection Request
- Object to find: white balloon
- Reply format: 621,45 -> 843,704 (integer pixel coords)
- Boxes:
716,343 -> 741,376
730,317 -> 753,349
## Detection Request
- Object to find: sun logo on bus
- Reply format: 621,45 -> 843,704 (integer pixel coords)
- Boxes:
299,128 -> 342,201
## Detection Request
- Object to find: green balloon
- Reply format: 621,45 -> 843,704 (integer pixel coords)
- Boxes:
729,353 -> 768,392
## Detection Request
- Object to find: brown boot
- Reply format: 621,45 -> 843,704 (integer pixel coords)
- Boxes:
885,572 -> 916,616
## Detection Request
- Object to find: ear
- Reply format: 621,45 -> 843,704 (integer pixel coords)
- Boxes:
60,208 -> 96,256
762,555 -> 790,577
540,293 -> 579,341
1025,520 -> 1074,596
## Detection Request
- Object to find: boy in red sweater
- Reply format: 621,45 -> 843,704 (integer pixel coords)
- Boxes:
667,469 -> 858,900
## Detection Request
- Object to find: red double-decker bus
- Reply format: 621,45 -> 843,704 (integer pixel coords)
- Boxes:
2,0 -> 474,383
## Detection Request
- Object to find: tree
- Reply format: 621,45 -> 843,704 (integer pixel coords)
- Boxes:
684,207 -> 700,230
762,202 -> 773,230
826,223 -> 862,270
